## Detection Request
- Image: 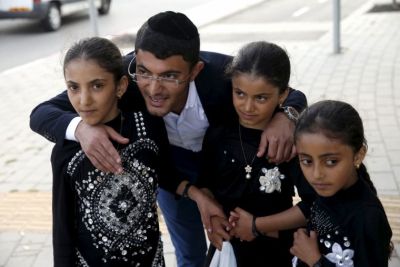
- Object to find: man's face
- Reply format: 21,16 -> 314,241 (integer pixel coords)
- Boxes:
134,49 -> 195,117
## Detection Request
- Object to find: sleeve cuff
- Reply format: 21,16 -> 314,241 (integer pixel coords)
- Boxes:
65,117 -> 82,141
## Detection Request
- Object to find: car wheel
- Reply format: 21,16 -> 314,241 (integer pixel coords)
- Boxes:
41,3 -> 61,31
98,0 -> 111,15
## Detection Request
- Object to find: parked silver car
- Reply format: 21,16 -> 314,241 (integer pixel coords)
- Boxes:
0,0 -> 111,31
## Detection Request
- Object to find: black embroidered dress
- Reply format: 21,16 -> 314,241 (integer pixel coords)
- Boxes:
51,111 -> 178,267
295,177 -> 392,267
197,124 -> 315,267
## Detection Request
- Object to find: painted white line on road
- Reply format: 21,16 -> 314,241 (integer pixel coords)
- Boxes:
292,6 -> 310,17
185,0 -> 265,27
200,22 -> 330,34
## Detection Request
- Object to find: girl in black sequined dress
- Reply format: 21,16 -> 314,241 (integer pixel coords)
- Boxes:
291,100 -> 392,267
50,37 -> 176,267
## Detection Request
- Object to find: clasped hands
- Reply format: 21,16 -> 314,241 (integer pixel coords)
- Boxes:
207,207 -> 261,251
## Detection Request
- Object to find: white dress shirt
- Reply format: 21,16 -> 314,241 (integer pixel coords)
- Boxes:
163,81 -> 209,152
66,116 -> 82,141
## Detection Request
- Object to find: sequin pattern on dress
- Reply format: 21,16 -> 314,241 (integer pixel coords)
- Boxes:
67,112 -> 164,266
309,202 -> 355,267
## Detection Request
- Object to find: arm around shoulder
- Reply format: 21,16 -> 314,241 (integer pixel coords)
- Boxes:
30,90 -> 77,143
283,87 -> 307,112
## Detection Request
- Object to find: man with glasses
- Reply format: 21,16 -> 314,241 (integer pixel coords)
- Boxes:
30,11 -> 306,267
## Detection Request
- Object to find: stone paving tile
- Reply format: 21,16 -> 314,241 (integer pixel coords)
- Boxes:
391,256 -> 400,267
0,192 -> 51,232
4,255 -> 37,267
31,246 -> 52,267
394,167 -> 400,184
0,242 -> 18,266
370,172 -> 399,192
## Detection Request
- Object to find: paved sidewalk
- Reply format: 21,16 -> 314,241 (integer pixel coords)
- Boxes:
0,0 -> 399,266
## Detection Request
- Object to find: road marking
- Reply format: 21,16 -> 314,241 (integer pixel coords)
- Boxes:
292,6 -> 310,17
200,22 -> 330,34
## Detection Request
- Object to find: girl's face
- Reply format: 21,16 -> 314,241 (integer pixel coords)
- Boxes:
65,58 -> 127,125
232,73 -> 288,130
296,132 -> 366,197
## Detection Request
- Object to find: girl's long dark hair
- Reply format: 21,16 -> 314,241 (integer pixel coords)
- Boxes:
225,41 -> 290,94
294,100 -> 376,192
294,100 -> 393,258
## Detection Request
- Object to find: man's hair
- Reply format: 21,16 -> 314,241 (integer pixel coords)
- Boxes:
135,11 -> 200,67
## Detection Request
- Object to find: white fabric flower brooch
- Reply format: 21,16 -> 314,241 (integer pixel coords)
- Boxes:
259,167 -> 285,193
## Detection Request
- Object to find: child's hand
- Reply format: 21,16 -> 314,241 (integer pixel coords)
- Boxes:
207,216 -> 232,250
228,210 -> 240,226
229,207 -> 255,241
290,229 -> 321,266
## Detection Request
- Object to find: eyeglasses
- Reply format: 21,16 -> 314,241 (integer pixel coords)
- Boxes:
130,73 -> 189,87
128,55 -> 189,87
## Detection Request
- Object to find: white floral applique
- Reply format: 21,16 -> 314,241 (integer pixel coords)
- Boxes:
259,167 -> 285,193
325,242 -> 354,267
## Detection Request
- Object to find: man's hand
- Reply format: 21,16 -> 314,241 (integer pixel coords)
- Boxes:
290,229 -> 321,267
257,112 -> 296,163
206,216 -> 232,250
75,121 -> 129,173
229,207 -> 255,241
185,186 -> 226,233
196,193 -> 226,234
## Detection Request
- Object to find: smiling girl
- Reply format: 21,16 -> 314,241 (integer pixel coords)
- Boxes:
291,100 -> 392,267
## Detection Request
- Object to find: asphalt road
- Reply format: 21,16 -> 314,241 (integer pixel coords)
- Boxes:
0,0 -> 366,73
0,0 -> 204,72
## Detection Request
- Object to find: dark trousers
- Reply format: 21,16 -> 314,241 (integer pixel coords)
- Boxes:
157,146 -> 207,267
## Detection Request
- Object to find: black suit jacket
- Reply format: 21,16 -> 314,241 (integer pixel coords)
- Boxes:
30,50 -> 306,143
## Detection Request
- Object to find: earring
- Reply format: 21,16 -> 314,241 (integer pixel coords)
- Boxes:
116,90 -> 122,99
355,163 -> 360,169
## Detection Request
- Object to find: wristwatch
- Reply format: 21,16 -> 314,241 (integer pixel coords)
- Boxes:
251,216 -> 263,238
280,106 -> 299,124
182,182 -> 192,198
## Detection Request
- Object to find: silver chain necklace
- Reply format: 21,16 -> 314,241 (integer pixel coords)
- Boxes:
238,123 -> 257,180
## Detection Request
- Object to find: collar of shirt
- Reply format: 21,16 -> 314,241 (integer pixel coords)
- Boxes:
163,81 -> 209,152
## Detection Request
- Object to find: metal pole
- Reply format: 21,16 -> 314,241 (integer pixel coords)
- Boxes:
88,0 -> 99,36
333,0 -> 341,54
